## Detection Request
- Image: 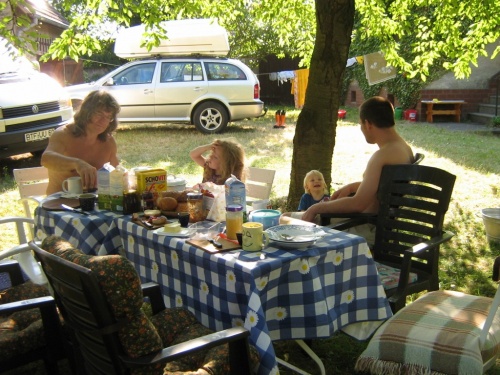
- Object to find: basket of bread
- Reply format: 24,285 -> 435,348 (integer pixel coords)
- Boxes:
156,189 -> 197,216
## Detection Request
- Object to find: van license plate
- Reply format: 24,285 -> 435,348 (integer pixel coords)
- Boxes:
25,128 -> 55,142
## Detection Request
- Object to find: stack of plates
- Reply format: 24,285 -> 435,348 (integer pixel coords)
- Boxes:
265,225 -> 326,250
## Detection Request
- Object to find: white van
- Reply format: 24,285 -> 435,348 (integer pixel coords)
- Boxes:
0,38 -> 73,158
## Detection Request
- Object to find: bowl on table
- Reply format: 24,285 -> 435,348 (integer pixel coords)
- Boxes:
265,225 -> 326,250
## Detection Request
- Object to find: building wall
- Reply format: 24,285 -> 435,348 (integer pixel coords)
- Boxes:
345,77 -> 499,122
344,80 -> 401,108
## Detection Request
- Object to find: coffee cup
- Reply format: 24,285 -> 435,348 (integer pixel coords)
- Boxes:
62,176 -> 83,195
241,222 -> 270,251
178,212 -> 190,228
79,193 -> 97,211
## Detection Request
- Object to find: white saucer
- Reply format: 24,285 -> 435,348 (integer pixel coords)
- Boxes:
153,227 -> 194,238
60,192 -> 81,199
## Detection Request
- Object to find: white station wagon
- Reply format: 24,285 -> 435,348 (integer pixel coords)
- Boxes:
65,57 -> 266,134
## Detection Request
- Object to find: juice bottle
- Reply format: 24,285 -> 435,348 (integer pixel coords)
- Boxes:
226,204 -> 243,240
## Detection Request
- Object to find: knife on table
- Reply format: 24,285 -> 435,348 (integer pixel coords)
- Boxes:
61,204 -> 90,216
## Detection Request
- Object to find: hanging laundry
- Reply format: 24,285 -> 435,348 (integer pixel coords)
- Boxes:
364,52 -> 396,85
292,69 -> 309,109
277,70 -> 295,84
269,72 -> 278,81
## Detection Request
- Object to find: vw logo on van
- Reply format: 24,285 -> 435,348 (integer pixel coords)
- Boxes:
31,105 -> 39,114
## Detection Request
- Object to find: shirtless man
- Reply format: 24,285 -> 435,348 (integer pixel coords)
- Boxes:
301,96 -> 414,223
42,91 -> 120,195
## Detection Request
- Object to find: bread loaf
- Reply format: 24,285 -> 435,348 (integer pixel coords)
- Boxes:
157,197 -> 178,211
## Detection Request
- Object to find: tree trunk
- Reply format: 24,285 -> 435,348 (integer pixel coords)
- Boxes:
286,0 -> 355,210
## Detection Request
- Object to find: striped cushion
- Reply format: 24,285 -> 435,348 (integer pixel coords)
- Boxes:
376,262 -> 418,290
355,290 -> 500,375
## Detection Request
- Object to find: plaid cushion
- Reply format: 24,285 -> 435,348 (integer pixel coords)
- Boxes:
355,290 -> 500,375
376,262 -> 418,290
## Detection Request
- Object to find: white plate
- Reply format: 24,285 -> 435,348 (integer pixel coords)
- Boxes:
153,227 -> 194,237
265,225 -> 326,243
270,239 -> 317,250
60,192 -> 81,199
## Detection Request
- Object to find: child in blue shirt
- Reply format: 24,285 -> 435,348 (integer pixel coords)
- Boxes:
298,170 -> 330,211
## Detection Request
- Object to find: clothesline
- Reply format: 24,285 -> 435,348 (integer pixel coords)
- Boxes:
259,52 -> 396,109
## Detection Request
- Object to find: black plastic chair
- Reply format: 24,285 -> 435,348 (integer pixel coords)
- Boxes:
30,238 -> 253,375
330,164 -> 456,312
0,259 -> 63,374
320,152 -> 425,227
0,217 -> 65,374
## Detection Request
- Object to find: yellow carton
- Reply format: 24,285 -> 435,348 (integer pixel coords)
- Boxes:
136,169 -> 167,200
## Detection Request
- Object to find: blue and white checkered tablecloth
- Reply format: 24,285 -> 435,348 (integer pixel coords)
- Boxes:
35,194 -> 123,255
115,217 -> 392,375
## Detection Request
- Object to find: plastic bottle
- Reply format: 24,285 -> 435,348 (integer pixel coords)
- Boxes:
225,175 -> 246,220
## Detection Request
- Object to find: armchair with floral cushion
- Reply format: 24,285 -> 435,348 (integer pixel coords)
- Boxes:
0,217 -> 65,373
31,235 -> 258,375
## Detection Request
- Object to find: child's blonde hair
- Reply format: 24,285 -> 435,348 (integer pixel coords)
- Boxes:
303,170 -> 328,194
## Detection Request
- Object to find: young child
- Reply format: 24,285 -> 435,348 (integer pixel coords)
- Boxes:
298,170 -> 330,211
189,138 -> 246,185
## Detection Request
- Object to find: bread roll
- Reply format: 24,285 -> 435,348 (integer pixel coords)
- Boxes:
152,216 -> 168,225
160,191 -> 182,200
157,197 -> 178,211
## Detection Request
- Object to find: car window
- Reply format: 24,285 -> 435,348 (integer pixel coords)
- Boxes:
160,62 -> 203,82
113,63 -> 155,85
204,62 -> 246,81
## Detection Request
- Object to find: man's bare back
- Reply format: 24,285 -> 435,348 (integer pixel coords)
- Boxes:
299,97 -> 413,223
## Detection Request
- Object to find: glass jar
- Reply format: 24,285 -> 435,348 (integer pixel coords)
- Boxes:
226,204 -> 243,240
141,191 -> 154,211
187,192 -> 205,223
123,190 -> 141,215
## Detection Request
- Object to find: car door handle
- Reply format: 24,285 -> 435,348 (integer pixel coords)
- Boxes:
193,87 -> 204,91
144,89 -> 154,94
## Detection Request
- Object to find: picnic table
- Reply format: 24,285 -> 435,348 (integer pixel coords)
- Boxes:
421,100 -> 465,123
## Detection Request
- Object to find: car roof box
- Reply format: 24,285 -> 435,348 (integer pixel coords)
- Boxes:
114,19 -> 230,59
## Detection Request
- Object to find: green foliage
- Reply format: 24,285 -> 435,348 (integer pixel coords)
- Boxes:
356,0 -> 500,79
492,116 -> 500,128
345,10 -> 449,109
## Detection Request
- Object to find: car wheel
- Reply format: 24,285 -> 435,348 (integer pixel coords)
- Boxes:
193,102 -> 228,134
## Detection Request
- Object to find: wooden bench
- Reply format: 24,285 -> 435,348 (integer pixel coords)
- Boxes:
421,100 -> 465,123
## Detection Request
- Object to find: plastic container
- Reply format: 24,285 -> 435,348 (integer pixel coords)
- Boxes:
394,107 -> 403,120
248,209 -> 281,230
482,208 -> 500,242
338,109 -> 347,119
406,109 -> 417,122
167,175 -> 187,192
226,204 -> 243,240
187,192 -> 205,222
